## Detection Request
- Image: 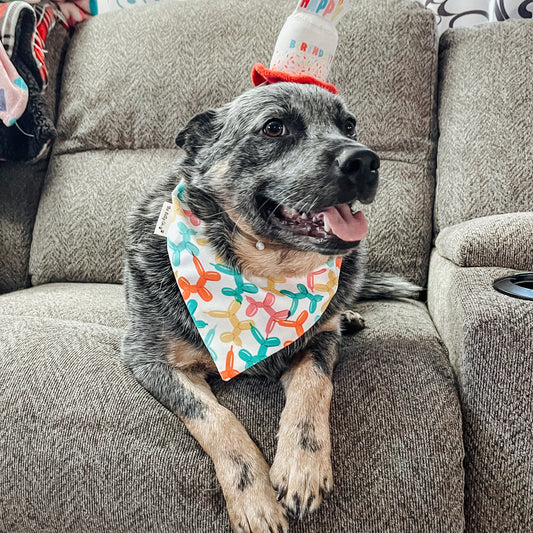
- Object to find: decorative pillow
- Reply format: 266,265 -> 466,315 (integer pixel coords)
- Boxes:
417,0 -> 532,35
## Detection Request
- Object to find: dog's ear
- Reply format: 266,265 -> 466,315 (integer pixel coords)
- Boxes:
176,109 -> 219,153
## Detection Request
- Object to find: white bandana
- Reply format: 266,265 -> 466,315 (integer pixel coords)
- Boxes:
166,182 -> 341,380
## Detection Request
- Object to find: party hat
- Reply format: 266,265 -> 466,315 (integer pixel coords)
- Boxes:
252,0 -> 351,94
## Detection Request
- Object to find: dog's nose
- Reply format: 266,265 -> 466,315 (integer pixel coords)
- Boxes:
333,145 -> 380,204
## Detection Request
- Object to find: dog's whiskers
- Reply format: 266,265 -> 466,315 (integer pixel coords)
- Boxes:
265,200 -> 284,224
228,204 -> 252,244
198,209 -> 231,220
276,191 -> 316,215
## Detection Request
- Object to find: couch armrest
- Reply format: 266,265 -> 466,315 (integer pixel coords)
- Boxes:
427,249 -> 533,532
435,212 -> 533,270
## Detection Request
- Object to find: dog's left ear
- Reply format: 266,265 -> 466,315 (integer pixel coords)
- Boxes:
176,109 -> 219,153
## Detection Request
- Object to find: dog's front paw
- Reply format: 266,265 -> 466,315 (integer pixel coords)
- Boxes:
340,309 -> 365,334
226,478 -> 288,533
270,437 -> 333,520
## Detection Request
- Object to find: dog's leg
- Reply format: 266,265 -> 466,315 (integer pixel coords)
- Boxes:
129,342 -> 288,533
270,317 -> 340,520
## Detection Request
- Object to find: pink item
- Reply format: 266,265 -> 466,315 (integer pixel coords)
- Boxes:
54,0 -> 89,26
0,44 -> 28,127
321,204 -> 367,242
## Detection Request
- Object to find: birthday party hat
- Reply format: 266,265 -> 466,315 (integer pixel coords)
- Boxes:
252,0 -> 351,94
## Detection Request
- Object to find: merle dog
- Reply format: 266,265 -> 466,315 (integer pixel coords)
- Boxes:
122,82 -> 418,533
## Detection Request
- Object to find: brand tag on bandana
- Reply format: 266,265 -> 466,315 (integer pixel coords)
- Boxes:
165,182 -> 342,381
154,202 -> 173,236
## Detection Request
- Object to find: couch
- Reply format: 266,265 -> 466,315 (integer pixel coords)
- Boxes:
0,1 -> 531,531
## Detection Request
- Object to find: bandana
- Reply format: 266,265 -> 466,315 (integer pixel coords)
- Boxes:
165,182 -> 342,381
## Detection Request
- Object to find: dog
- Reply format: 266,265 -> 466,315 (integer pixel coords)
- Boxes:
122,81 -> 419,533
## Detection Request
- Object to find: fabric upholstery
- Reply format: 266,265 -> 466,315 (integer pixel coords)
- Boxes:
29,149 -> 178,285
435,19 -> 533,234
29,0 -> 438,287
435,212 -> 533,270
0,283 -> 464,532
428,251 -> 533,533
0,25 -> 68,294
0,282 -> 126,328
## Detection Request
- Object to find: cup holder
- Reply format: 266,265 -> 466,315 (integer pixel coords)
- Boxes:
493,273 -> 533,301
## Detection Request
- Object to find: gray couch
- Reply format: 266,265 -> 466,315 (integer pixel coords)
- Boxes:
0,1 -> 531,532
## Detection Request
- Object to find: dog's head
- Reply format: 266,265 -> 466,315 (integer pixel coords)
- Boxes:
176,82 -> 379,259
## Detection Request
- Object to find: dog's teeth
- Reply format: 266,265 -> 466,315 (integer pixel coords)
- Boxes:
301,213 -> 307,220
350,201 -> 359,214
323,217 -> 330,233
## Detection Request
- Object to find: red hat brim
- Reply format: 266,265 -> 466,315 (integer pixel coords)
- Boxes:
251,63 -> 338,95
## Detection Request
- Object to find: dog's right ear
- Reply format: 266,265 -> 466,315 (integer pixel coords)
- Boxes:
176,109 -> 219,153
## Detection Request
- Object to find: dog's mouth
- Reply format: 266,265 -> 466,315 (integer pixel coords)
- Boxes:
259,197 -> 367,244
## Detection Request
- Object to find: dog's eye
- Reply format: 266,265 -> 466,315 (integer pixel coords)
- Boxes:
344,119 -> 357,138
263,119 -> 286,138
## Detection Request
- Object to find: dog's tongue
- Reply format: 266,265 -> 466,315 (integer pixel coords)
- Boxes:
322,204 -> 367,242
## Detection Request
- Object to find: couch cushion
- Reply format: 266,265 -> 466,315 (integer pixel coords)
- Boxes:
0,282 -> 126,328
435,19 -> 533,234
29,0 -> 438,287
0,287 -> 464,532
29,149 -> 177,285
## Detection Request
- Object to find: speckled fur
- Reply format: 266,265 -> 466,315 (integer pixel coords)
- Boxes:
121,83 -> 419,532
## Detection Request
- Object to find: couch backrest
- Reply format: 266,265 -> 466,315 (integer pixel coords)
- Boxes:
29,0 -> 438,287
435,19 -> 533,235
